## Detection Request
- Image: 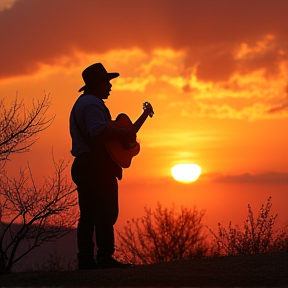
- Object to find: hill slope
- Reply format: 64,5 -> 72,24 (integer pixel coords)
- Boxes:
1,252 -> 287,287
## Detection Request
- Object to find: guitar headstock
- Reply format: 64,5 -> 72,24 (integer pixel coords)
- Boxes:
143,102 -> 154,118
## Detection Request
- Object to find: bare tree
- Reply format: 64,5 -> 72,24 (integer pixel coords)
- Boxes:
0,94 -> 54,165
0,158 -> 78,273
0,94 -> 78,274
116,203 -> 209,265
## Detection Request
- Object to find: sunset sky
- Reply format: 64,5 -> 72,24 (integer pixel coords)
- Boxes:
0,0 -> 287,232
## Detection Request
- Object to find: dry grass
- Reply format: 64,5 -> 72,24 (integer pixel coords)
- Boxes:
1,252 -> 287,287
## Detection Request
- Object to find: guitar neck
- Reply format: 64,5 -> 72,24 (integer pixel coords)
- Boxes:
133,112 -> 149,133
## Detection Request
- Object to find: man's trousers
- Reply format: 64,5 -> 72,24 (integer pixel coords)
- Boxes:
71,153 -> 119,263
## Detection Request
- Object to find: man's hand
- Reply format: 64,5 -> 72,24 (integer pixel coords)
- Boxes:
120,128 -> 137,149
100,124 -> 136,147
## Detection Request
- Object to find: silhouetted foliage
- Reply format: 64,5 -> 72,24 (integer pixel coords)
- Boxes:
116,203 -> 209,265
0,95 -> 77,274
0,94 -> 54,165
0,158 -> 78,273
209,197 -> 288,256
35,248 -> 77,272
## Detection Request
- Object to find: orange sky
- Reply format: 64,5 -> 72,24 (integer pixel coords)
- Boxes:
0,0 -> 287,232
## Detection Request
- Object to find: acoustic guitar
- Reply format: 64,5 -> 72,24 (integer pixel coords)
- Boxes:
105,102 -> 154,168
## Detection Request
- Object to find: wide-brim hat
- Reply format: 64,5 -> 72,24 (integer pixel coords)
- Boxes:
78,63 -> 119,92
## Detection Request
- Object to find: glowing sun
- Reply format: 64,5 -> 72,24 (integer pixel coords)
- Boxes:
171,164 -> 202,183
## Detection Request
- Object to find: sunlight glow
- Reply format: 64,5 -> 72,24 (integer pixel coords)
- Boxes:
171,164 -> 202,183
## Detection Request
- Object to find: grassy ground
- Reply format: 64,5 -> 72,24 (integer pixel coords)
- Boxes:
1,252 -> 287,287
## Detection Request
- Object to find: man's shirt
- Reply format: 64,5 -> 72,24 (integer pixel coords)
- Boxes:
69,94 -> 109,156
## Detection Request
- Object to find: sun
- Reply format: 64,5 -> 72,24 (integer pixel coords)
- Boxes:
171,164 -> 202,183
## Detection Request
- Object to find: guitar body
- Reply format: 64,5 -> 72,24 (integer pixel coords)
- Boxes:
105,113 -> 140,168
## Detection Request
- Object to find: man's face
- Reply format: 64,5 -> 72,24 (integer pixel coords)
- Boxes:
94,79 -> 112,99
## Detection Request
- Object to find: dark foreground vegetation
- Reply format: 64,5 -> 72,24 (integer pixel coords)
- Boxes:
1,251 -> 287,287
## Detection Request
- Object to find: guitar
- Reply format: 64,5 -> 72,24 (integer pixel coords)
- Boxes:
105,102 -> 154,168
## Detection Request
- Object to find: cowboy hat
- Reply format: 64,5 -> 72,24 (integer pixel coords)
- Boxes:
78,63 -> 119,92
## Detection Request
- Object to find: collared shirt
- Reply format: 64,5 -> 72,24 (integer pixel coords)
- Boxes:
69,94 -> 109,156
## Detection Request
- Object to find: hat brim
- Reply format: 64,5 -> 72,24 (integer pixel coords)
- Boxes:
78,72 -> 119,92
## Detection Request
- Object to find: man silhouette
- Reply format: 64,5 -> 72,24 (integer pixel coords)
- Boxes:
70,63 -> 152,269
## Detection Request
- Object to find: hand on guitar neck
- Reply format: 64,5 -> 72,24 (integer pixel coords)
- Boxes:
105,102 -> 154,168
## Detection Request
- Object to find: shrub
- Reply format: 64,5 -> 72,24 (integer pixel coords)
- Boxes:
116,203 -> 209,265
209,197 -> 288,256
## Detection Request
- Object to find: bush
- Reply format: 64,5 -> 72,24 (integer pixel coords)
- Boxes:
116,203 -> 209,265
209,197 -> 288,256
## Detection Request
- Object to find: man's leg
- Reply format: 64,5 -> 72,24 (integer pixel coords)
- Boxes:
77,217 -> 97,269
95,220 -> 115,259
94,176 -> 130,268
72,155 -> 98,269
94,176 -> 118,260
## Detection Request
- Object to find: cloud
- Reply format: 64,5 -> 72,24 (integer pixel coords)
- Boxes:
141,129 -> 222,148
267,101 -> 288,114
1,0 -> 287,121
210,172 -> 288,184
193,34 -> 288,82
266,85 -> 288,114
190,102 -> 284,121
1,44 -> 286,121
0,0 -> 18,11
196,51 -> 236,82
0,0 -> 288,80
116,76 -> 156,92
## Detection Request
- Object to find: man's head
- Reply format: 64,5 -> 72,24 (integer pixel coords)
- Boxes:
78,63 -> 119,98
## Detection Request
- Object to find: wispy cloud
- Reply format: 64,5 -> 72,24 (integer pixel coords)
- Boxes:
267,101 -> 288,114
266,85 -> 288,114
141,130 -> 223,148
209,172 -> 288,184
